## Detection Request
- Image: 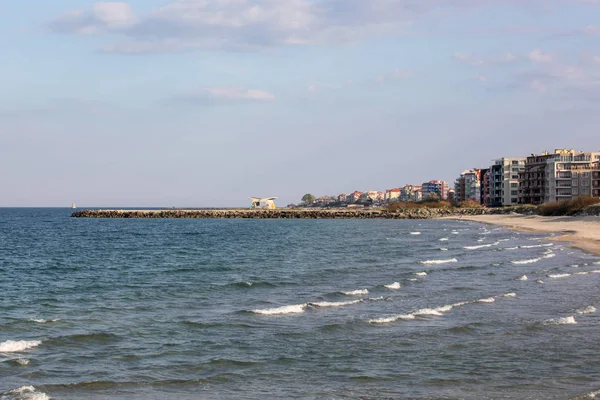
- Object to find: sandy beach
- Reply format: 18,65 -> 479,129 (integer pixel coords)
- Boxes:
448,214 -> 600,256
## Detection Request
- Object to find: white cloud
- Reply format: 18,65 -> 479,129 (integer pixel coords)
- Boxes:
528,49 -> 552,63
452,52 -> 519,67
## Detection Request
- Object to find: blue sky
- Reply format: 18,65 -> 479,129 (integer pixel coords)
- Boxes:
1,0 -> 599,207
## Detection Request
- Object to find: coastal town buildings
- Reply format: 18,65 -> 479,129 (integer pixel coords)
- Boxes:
519,149 -> 600,204
422,180 -> 449,200
454,169 -> 482,203
593,162 -> 600,198
487,158 -> 525,207
480,169 -> 490,206
384,188 -> 401,202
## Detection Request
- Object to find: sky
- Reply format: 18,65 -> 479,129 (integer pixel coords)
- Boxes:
1,0 -> 599,207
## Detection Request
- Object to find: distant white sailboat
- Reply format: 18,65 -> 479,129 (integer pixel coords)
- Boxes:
71,203 -> 76,209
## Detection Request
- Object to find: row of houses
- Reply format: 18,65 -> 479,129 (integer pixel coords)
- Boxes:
454,149 -> 600,206
311,180 -> 450,207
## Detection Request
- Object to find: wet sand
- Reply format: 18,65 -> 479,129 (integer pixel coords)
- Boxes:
446,214 -> 600,256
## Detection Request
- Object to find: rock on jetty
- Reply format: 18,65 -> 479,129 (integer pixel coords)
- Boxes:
71,207 -> 536,219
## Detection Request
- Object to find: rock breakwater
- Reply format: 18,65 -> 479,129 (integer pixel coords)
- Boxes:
72,207 -> 534,219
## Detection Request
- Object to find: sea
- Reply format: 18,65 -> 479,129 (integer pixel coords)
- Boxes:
1,208 -> 600,400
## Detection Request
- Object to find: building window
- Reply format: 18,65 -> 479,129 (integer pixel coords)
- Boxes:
511,190 -> 518,196
583,180 -> 590,186
573,188 -> 579,195
511,183 -> 518,188
572,179 -> 579,186
583,188 -> 590,194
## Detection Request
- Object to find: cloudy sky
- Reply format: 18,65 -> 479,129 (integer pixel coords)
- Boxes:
1,0 -> 599,207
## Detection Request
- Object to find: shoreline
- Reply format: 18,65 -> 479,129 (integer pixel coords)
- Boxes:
446,214 -> 600,257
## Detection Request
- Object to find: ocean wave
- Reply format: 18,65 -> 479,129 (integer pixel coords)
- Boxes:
464,242 -> 499,250
419,258 -> 458,265
368,314 -> 415,324
511,258 -> 541,265
415,272 -> 427,276
1,386 -> 49,400
543,316 -> 577,326
543,253 -> 556,259
536,279 -> 544,284
576,306 -> 596,315
520,244 -> 553,249
569,264 -> 580,268
439,238 -> 449,242
548,273 -> 571,279
409,232 -> 421,235
308,300 -> 362,308
440,248 -> 449,251
478,297 -> 495,303
30,318 -> 61,324
384,282 -> 401,290
452,231 -> 460,235
518,275 -> 528,281
342,289 -> 369,296
0,340 -> 42,353
251,304 -> 307,315
504,246 -> 519,250
503,293 -> 517,297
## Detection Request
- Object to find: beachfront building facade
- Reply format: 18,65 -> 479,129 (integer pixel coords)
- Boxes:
519,149 -> 600,204
384,188 -> 401,202
422,180 -> 449,200
454,169 -> 482,203
487,158 -> 525,207
593,162 -> 600,198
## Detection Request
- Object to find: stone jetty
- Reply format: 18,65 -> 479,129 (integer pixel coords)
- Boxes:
71,206 -> 537,219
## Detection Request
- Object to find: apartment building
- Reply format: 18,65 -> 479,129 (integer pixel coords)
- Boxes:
487,158 -> 525,207
384,188 -> 401,202
519,149 -> 600,204
454,169 -> 482,202
422,180 -> 449,200
594,162 -> 600,198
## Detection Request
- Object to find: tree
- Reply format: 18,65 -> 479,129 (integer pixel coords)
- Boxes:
301,194 -> 315,204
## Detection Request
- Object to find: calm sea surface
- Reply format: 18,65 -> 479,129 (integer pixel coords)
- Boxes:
1,208 -> 600,400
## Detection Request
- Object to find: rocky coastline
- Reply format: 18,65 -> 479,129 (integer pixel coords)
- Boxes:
72,206 -> 538,219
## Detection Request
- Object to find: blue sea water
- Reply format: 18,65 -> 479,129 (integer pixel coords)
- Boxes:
1,208 -> 600,400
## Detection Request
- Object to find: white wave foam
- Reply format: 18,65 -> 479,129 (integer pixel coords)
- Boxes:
0,340 -> 42,353
478,297 -> 496,303
440,248 -> 448,251
479,231 -> 491,235
594,261 -> 600,265
452,231 -> 460,235
409,232 -> 421,235
582,389 -> 600,398
498,238 -> 511,242
14,358 -> 30,366
591,270 -> 600,274
511,258 -> 541,265
536,279 -> 544,284
520,244 -> 553,249
543,253 -> 556,259
384,282 -> 401,290
342,289 -> 369,296
439,238 -> 449,241
575,271 -> 589,275
368,314 -> 415,324
543,316 -> 577,325
251,304 -> 306,315
504,246 -> 519,250
518,275 -> 528,281
569,264 -> 579,268
309,300 -> 362,308
577,306 -> 596,315
415,272 -> 427,276
408,278 -> 418,281
548,273 -> 571,279
5,386 -> 49,400
504,293 -> 516,297
413,308 -> 443,316
419,258 -> 458,265
452,301 -> 470,307
464,242 -> 499,250
30,318 -> 60,324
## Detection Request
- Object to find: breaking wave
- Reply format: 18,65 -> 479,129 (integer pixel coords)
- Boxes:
0,340 -> 42,353
415,272 -> 427,276
464,242 -> 500,250
548,273 -> 571,279
342,289 -> 369,296
409,232 -> 421,235
518,275 -> 528,281
308,300 -> 362,308
543,316 -> 577,325
1,386 -> 50,400
384,282 -> 401,290
251,304 -> 307,315
511,258 -> 541,265
419,258 -> 458,265
576,306 -> 596,315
